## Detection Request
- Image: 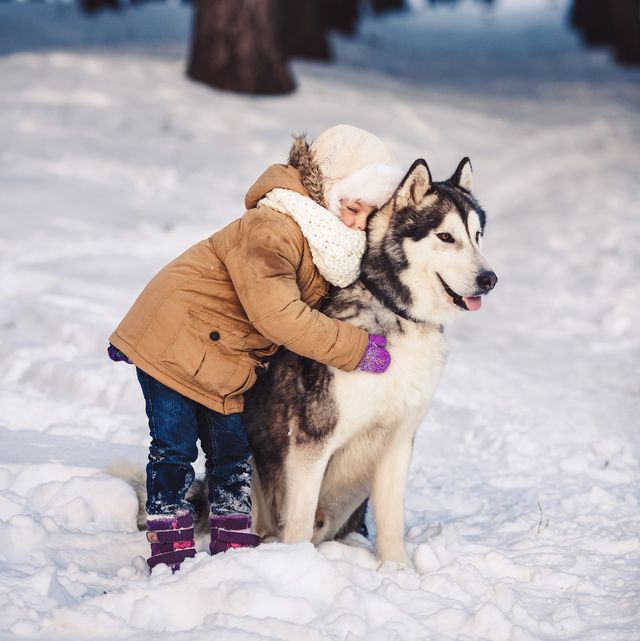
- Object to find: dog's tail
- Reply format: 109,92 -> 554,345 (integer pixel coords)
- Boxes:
108,460 -> 210,535
107,460 -> 149,531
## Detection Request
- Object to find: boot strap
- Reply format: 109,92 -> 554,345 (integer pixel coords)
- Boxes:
209,514 -> 252,530
147,547 -> 196,570
146,527 -> 194,543
147,514 -> 193,531
211,528 -> 261,546
150,540 -> 195,555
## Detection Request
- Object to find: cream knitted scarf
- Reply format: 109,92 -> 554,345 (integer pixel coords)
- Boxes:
258,188 -> 366,288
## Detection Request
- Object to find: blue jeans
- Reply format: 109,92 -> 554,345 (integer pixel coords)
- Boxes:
136,368 -> 252,517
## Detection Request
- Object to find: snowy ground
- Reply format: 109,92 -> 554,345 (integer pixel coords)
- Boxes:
1,1 -> 639,639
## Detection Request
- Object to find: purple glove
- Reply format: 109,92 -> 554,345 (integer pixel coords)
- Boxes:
357,334 -> 391,374
107,344 -> 132,364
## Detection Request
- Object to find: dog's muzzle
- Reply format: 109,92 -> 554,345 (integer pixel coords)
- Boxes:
438,271 -> 498,312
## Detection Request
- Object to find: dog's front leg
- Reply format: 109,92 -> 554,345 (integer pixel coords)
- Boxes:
281,445 -> 330,544
370,430 -> 415,565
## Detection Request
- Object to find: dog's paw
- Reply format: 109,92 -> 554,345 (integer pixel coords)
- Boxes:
378,557 -> 413,573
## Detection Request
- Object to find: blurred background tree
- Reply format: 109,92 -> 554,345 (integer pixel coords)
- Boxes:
186,0 -> 295,95
571,0 -> 640,64
78,0 -> 640,93
80,0 -> 413,94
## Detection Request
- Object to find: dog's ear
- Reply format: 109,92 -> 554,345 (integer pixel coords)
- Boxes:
395,159 -> 432,208
450,157 -> 473,192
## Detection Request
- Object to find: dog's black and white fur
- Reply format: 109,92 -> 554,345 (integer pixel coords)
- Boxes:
244,158 -> 497,564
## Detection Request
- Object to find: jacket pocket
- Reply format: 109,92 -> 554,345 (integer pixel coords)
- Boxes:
221,358 -> 257,403
160,308 -> 251,396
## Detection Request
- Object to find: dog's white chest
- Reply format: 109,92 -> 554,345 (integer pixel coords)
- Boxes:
331,324 -> 447,440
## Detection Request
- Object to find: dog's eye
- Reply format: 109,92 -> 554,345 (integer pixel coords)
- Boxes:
436,233 -> 454,243
475,231 -> 481,243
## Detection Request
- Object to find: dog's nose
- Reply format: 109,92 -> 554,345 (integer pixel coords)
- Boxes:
477,271 -> 498,292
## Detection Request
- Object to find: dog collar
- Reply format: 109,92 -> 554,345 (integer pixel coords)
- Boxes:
359,274 -> 419,324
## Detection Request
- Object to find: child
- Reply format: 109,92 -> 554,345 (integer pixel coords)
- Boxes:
108,125 -> 404,571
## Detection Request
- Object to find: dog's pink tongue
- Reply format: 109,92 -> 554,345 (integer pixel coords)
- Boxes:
463,296 -> 482,311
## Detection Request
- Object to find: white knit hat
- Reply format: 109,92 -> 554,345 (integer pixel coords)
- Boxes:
310,124 -> 404,217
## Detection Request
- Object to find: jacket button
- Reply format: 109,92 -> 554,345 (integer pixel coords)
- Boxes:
209,331 -> 220,341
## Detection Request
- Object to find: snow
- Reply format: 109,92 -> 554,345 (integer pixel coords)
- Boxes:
1,1 -> 639,639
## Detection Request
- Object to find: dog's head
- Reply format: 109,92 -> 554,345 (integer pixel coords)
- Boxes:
362,158 -> 497,325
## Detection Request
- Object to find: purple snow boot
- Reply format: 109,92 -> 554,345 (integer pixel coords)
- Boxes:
209,514 -> 261,555
146,513 -> 196,572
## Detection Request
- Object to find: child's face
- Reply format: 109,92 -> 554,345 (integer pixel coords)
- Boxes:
339,199 -> 376,231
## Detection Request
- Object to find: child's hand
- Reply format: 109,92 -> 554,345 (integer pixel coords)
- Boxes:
356,334 -> 391,374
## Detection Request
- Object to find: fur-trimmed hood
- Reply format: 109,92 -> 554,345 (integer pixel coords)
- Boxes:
287,132 -> 404,217
244,163 -> 308,210
287,134 -> 326,207
245,129 -> 403,217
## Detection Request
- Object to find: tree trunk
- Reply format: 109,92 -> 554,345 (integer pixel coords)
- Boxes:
611,0 -> 640,64
324,0 -> 360,36
279,0 -> 332,61
187,0 -> 295,95
80,0 -> 119,14
371,0 -> 406,13
570,0 -> 614,46
570,0 -> 587,29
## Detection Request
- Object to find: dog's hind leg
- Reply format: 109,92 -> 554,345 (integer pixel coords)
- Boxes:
249,463 -> 279,540
281,445 -> 331,544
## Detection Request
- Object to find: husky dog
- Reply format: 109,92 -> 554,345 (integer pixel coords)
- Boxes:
243,158 -> 497,564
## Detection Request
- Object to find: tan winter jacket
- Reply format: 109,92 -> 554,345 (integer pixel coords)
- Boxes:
109,165 -> 369,414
